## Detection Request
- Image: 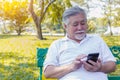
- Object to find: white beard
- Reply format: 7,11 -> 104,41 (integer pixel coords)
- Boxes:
75,33 -> 86,40
74,30 -> 86,40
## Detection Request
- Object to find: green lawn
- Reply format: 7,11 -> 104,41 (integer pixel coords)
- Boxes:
0,34 -> 120,80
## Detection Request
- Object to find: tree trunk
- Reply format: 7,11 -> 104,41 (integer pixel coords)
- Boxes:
28,0 -> 55,40
1,19 -> 8,33
108,0 -> 113,36
17,27 -> 21,36
18,32 -> 21,36
108,19 -> 113,35
36,21 -> 43,39
109,26 -> 113,35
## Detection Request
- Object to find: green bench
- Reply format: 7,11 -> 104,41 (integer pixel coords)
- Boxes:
37,46 -> 120,80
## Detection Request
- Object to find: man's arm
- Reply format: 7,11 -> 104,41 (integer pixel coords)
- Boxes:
44,54 -> 86,79
83,60 -> 116,73
100,61 -> 116,73
44,64 -> 74,79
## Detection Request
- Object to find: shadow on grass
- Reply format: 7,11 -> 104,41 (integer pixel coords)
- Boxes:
0,34 -> 36,39
0,35 -> 21,39
0,52 -> 31,60
0,52 -> 39,80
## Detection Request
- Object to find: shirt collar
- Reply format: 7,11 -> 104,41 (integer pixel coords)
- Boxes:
61,34 -> 92,42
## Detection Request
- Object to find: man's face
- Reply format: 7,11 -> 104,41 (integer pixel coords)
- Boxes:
64,13 -> 88,42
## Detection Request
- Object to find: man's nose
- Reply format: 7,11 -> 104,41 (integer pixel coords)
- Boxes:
77,24 -> 83,30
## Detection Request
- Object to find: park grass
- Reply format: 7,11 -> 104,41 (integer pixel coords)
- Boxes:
102,36 -> 120,46
0,35 -> 61,80
0,34 -> 120,80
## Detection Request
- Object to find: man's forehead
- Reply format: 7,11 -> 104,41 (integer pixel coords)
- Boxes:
70,18 -> 87,23
69,14 -> 86,20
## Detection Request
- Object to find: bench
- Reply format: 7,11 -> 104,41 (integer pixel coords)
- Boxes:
37,46 -> 120,80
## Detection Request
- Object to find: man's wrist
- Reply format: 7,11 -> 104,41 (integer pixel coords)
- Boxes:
96,63 -> 103,72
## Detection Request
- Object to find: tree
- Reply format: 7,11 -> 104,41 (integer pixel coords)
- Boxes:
28,0 -> 56,40
3,0 -> 29,35
0,1 -> 3,17
112,1 -> 120,27
100,0 -> 120,35
43,0 -> 71,34
28,0 -> 71,40
0,1 -> 8,33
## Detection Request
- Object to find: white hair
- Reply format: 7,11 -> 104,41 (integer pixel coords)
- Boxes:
62,6 -> 86,25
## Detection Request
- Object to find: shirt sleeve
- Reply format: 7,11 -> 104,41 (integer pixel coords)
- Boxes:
99,37 -> 116,63
43,41 -> 59,72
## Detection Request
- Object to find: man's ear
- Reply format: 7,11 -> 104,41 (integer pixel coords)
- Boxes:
63,23 -> 67,30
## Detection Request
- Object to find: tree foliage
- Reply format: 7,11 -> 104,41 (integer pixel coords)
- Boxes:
29,0 -> 56,39
29,0 -> 71,40
43,0 -> 71,34
98,0 -> 120,35
0,1 -> 3,17
73,0 -> 120,35
1,0 -> 29,35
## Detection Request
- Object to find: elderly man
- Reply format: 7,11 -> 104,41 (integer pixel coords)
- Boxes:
43,6 -> 116,80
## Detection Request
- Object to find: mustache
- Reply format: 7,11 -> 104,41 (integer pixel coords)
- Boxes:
75,30 -> 85,34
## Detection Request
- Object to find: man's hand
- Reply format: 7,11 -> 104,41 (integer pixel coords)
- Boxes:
83,59 -> 102,72
44,54 -> 87,78
70,54 -> 87,71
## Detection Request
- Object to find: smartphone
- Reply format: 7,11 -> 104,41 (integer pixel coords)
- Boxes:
86,53 -> 99,65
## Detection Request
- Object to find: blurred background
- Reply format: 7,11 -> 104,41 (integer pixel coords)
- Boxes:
0,0 -> 120,80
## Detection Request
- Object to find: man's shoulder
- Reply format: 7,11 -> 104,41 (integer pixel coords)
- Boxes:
50,37 -> 66,45
87,34 -> 101,38
87,34 -> 103,41
53,37 -> 67,43
49,37 -> 67,49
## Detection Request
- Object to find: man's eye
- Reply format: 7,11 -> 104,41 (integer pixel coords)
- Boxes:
73,23 -> 78,26
81,22 -> 85,25
81,22 -> 86,25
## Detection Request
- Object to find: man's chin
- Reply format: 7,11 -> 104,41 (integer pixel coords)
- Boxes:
75,35 -> 86,40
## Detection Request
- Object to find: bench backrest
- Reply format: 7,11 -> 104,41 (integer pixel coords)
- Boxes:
109,46 -> 120,64
36,48 -> 48,80
37,48 -> 48,67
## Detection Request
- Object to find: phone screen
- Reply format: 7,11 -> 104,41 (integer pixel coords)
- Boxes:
86,53 -> 99,65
